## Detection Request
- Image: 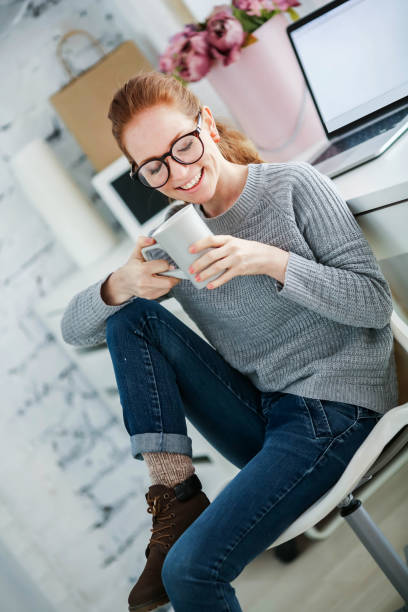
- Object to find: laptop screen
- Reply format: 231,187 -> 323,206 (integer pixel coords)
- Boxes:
288,0 -> 408,135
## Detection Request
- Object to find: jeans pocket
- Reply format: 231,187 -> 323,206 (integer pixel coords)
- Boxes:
357,406 -> 382,421
301,396 -> 332,438
320,400 -> 360,438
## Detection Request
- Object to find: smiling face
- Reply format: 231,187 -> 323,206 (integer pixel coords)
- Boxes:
122,103 -> 225,205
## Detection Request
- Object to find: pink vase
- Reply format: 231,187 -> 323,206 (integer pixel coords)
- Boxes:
206,14 -> 326,162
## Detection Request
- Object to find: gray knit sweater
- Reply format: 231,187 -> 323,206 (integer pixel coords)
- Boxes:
61,161 -> 398,413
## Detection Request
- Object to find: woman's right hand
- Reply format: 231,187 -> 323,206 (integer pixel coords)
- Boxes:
101,236 -> 181,305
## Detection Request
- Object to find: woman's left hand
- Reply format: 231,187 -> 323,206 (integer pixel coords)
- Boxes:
188,235 -> 290,289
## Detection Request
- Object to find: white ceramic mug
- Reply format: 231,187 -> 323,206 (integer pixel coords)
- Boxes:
141,204 -> 226,290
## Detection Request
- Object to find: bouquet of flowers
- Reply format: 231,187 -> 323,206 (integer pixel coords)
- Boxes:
159,1 -> 301,84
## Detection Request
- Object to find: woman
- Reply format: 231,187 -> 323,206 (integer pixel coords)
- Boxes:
61,71 -> 398,612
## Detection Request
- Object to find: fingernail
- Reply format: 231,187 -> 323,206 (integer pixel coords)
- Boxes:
189,246 -> 195,253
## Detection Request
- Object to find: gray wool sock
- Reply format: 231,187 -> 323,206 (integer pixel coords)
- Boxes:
143,451 -> 195,488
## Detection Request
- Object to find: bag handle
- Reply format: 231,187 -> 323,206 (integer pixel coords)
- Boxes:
56,29 -> 105,80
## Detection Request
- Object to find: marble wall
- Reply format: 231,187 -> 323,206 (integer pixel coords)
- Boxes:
0,1 -> 188,610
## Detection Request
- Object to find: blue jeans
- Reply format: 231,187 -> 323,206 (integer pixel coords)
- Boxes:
105,298 -> 381,612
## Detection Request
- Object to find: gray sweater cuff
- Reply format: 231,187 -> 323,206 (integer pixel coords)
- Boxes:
277,251 -> 313,297
93,272 -> 137,319
277,251 -> 330,317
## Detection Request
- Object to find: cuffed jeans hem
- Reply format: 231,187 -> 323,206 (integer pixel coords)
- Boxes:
130,432 -> 193,461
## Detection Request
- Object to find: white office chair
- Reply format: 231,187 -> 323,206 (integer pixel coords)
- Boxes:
267,308 -> 408,604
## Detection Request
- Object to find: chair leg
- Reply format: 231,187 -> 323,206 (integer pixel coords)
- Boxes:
340,496 -> 408,603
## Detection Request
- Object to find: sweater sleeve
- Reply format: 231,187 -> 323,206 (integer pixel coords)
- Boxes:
60,272 -> 171,347
276,162 -> 393,329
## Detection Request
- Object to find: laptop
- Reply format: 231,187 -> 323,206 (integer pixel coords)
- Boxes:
286,0 -> 408,178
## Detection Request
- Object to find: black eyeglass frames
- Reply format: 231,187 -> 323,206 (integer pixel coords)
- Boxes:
129,111 -> 204,189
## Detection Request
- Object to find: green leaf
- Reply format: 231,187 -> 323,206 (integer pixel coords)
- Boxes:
173,72 -> 188,87
287,8 -> 300,21
232,6 -> 289,33
231,7 -> 261,33
260,9 -> 279,20
251,16 -> 266,26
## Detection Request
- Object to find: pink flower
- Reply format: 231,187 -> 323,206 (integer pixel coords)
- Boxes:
261,0 -> 277,9
271,0 -> 300,10
159,26 -> 195,74
159,53 -> 175,74
232,0 -> 265,16
179,31 -> 212,82
206,6 -> 246,67
159,26 -> 212,82
233,0 -> 300,12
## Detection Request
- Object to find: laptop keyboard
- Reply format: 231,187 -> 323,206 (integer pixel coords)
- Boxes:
312,106 -> 408,165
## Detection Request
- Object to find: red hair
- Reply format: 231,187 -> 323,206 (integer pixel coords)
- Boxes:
107,71 -> 264,169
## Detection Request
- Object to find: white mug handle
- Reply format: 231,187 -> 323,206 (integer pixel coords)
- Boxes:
141,244 -> 188,279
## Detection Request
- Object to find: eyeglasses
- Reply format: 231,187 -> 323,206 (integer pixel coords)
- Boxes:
129,111 -> 204,189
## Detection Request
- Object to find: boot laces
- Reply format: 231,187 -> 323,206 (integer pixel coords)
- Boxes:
146,493 -> 174,549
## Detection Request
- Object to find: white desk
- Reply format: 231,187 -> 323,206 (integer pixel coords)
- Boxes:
293,133 -> 408,214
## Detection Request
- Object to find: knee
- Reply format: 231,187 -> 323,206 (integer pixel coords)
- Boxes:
105,297 -> 162,341
161,546 -> 189,592
161,538 -> 211,595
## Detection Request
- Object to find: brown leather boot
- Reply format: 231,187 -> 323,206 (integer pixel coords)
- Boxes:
128,473 -> 210,611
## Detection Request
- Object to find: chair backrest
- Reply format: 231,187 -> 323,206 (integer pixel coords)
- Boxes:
391,309 -> 408,404
363,309 -> 408,478
364,424 -> 408,477
394,337 -> 408,405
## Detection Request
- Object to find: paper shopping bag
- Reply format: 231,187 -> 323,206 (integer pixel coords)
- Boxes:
49,29 -> 153,171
